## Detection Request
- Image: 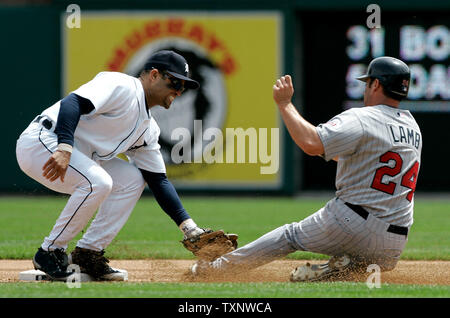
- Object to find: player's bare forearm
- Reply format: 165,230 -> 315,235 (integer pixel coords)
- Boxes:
277,103 -> 324,156
273,75 -> 324,156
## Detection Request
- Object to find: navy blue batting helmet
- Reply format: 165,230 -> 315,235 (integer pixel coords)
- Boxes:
357,56 -> 410,99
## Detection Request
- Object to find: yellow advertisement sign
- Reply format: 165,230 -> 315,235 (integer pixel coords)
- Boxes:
63,12 -> 282,189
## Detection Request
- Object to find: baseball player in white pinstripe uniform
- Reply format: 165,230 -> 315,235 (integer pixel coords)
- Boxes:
192,56 -> 422,282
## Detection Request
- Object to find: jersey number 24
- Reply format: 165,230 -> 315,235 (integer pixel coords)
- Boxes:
371,151 -> 420,202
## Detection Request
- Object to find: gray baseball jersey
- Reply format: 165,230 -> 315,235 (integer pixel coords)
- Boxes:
206,104 -> 422,273
316,104 -> 422,227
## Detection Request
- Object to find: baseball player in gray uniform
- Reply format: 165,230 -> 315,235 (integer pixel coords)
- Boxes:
16,50 -> 208,281
192,56 -> 422,282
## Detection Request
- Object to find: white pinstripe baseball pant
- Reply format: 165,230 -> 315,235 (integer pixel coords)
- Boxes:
211,197 -> 408,272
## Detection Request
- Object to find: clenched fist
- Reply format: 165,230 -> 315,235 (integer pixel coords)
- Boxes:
273,75 -> 294,108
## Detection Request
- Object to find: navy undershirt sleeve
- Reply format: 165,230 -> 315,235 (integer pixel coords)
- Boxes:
55,93 -> 94,146
139,169 -> 191,226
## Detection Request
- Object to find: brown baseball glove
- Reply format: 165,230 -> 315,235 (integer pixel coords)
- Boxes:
181,229 -> 238,261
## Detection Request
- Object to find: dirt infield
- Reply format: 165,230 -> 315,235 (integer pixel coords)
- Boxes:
1,259 -> 449,285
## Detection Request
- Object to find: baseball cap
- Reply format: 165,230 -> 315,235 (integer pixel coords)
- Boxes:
143,50 -> 200,90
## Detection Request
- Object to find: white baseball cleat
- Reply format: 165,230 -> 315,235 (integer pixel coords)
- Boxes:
190,260 -> 211,276
290,255 -> 351,282
190,262 -> 199,275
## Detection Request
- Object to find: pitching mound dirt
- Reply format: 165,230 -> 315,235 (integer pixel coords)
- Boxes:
1,259 -> 448,285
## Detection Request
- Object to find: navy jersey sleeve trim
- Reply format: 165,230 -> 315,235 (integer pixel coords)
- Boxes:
139,169 -> 191,226
55,93 -> 94,146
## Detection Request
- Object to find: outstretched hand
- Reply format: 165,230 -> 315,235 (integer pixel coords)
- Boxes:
273,75 -> 294,108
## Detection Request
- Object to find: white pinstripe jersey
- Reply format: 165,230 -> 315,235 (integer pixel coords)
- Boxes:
316,104 -> 422,227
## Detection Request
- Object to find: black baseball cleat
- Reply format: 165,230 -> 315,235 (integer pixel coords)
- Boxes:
32,247 -> 72,281
70,247 -> 125,281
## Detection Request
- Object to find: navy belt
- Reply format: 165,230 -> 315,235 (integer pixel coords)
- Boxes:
344,202 -> 408,237
33,115 -> 53,130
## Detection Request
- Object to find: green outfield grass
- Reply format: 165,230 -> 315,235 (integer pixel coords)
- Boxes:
1,281 -> 449,298
0,195 -> 449,298
0,195 -> 448,260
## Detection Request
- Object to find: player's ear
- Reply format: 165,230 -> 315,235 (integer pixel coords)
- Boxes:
374,78 -> 382,90
150,69 -> 159,80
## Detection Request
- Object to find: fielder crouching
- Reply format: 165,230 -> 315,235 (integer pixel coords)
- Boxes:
191,57 -> 423,282
16,50 -> 210,281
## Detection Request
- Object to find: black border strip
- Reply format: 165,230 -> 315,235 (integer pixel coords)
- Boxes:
1,298 -> 446,314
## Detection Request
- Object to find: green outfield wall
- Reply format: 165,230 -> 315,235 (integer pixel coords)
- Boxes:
2,0 -> 449,194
